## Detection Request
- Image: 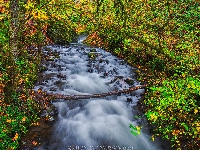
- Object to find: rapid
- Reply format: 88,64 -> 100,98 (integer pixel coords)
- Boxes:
32,36 -> 169,150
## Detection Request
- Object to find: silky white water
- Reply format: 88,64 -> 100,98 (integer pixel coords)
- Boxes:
34,41 -> 162,150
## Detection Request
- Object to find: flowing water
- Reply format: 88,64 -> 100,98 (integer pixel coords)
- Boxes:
33,38 -> 168,150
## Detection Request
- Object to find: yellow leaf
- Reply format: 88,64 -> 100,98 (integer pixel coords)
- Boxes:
182,74 -> 186,77
6,119 -> 11,123
172,130 -> 180,136
151,135 -> 155,141
22,117 -> 26,122
196,126 -> 200,132
12,133 -> 19,141
136,126 -> 141,130
32,140 -> 37,146
194,109 -> 198,114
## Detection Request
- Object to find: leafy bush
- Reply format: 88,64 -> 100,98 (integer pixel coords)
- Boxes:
0,98 -> 40,149
81,0 -> 200,149
1,0 -> 199,149
145,77 -> 200,149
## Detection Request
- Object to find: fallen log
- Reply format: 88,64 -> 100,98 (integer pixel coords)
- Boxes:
46,84 -> 147,102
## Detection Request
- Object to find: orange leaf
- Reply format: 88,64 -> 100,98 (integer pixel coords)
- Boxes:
32,140 -> 37,146
6,119 -> 11,123
22,117 -> 26,122
12,133 -> 19,141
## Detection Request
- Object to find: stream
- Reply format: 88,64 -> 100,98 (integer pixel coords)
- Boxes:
21,36 -> 174,150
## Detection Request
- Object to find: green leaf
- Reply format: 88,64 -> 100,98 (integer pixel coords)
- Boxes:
131,130 -> 138,136
129,124 -> 133,128
165,135 -> 169,139
181,123 -> 189,131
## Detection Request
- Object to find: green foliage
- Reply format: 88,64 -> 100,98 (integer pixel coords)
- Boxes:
145,77 -> 200,148
80,0 -> 200,149
129,124 -> 141,137
47,20 -> 76,44
1,0 -> 47,149
0,100 -> 40,149
1,0 -> 199,149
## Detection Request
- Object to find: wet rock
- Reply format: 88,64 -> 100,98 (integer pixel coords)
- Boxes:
54,80 -> 62,85
41,110 -> 48,119
116,81 -> 120,85
44,73 -> 57,81
50,87 -> 57,91
108,78 -> 118,84
39,65 -> 48,72
104,72 -> 108,77
80,47 -> 85,50
90,48 -> 97,52
124,78 -> 134,85
88,52 -> 96,59
55,58 -> 58,62
83,51 -> 87,55
43,46 -> 51,52
131,88 -> 145,96
51,63 -> 57,68
121,60 -> 125,65
87,64 -> 92,68
115,76 -> 124,79
57,73 -> 66,79
40,105 -> 58,122
99,58 -> 103,63
117,93 -> 121,96
48,116 -> 55,122
37,81 -> 46,86
52,52 -> 60,58
58,65 -> 62,72
126,97 -> 132,103
88,69 -> 93,73
45,56 -> 55,61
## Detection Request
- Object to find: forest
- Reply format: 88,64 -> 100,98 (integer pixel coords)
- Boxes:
0,0 -> 199,149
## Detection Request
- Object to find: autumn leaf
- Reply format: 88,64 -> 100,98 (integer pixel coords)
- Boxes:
32,140 -> 37,146
12,133 -> 19,141
22,117 -> 26,122
194,109 -> 198,114
6,119 -> 11,123
172,130 -> 180,136
151,135 -> 155,141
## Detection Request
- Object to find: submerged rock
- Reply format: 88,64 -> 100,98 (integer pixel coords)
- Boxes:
50,87 -> 57,91
57,73 -> 66,79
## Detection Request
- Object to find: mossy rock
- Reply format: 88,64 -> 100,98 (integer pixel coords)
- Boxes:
45,56 -> 54,61
88,53 -> 96,59
39,66 -> 48,72
124,78 -> 134,85
43,47 -> 51,51
90,48 -> 97,52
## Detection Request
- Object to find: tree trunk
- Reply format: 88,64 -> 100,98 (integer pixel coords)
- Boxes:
10,0 -> 19,58
4,0 -> 19,104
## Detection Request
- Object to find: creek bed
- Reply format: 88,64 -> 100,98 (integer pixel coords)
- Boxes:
20,43 -> 174,150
